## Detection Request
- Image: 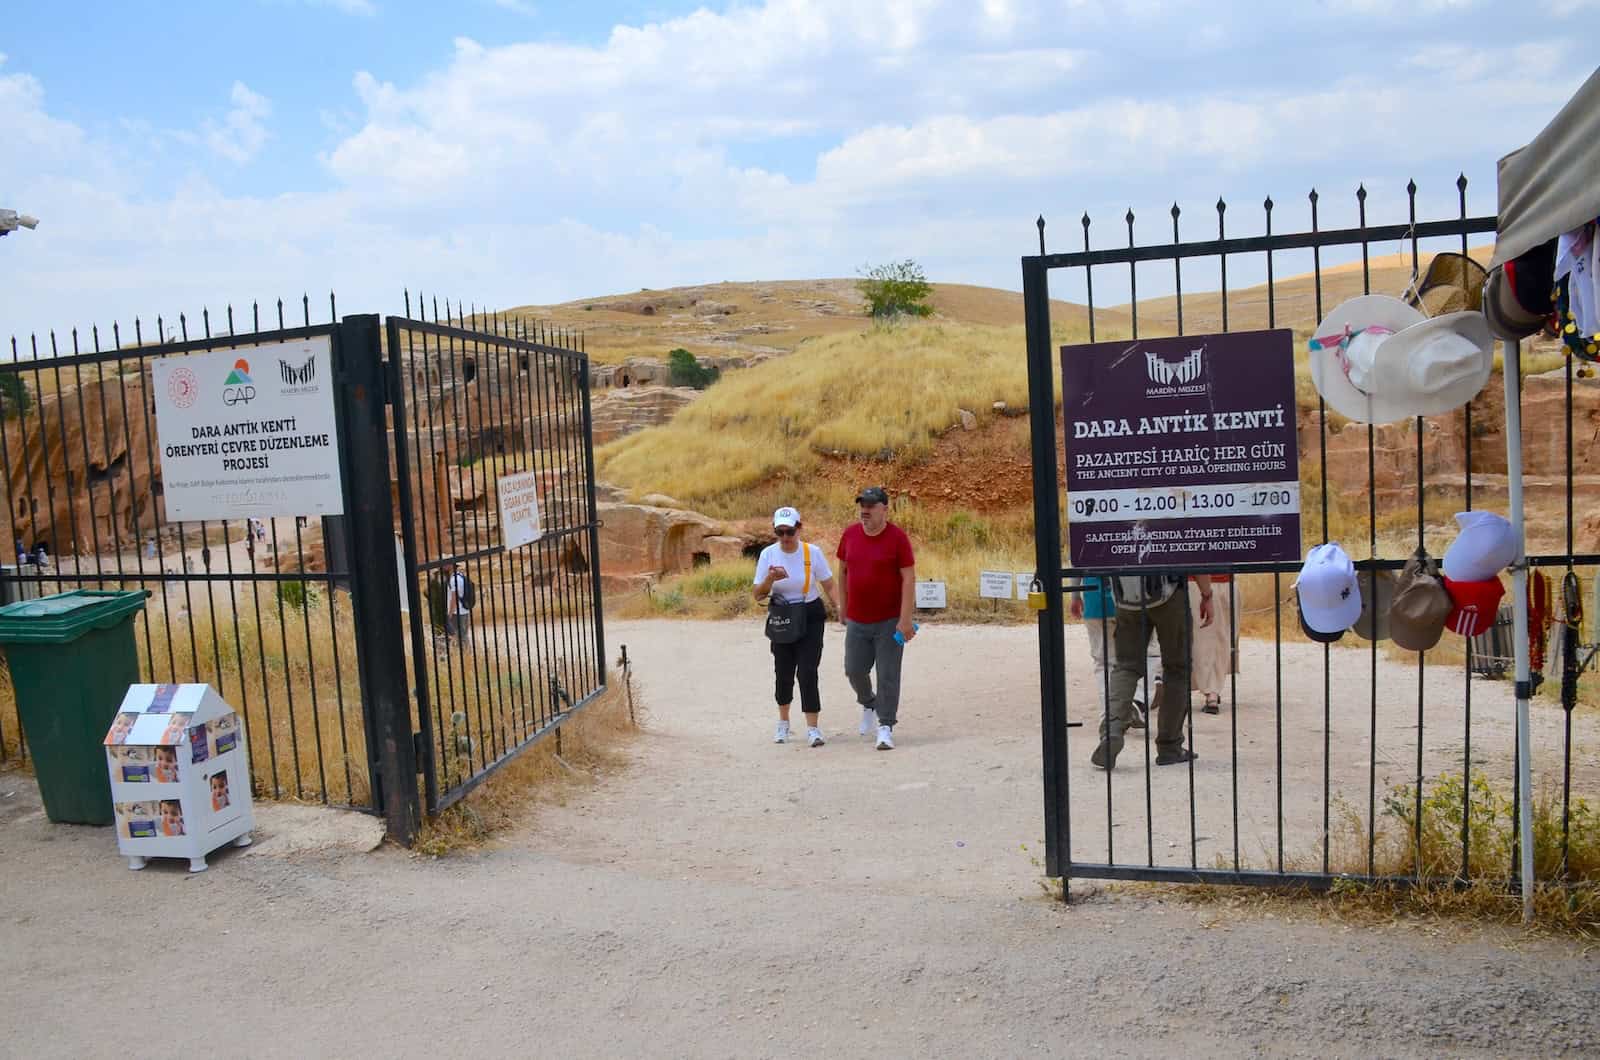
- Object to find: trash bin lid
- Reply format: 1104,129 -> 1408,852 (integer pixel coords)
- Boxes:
0,590 -> 147,644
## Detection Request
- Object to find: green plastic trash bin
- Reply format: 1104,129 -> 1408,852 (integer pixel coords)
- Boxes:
0,590 -> 147,825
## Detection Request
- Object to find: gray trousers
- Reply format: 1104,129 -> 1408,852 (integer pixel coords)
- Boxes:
1099,591 -> 1190,755
844,618 -> 905,727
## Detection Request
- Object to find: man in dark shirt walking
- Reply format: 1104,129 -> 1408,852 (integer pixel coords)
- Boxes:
836,486 -> 916,750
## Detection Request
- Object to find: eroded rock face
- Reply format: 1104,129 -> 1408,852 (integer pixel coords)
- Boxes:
1310,370 -> 1600,502
1,370 -> 165,556
590,386 -> 699,445
593,502 -> 774,592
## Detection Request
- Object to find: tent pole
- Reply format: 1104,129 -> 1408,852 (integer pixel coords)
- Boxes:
1502,336 -> 1535,924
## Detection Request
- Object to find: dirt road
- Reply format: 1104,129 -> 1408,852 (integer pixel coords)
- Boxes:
1,618 -> 1596,1057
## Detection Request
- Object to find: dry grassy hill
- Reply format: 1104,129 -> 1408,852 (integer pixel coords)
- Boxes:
584,248 -> 1594,638
507,279 -> 1103,365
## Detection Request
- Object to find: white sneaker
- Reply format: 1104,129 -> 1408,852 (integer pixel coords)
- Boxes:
859,708 -> 877,737
807,727 -> 825,748
875,724 -> 894,750
774,721 -> 790,744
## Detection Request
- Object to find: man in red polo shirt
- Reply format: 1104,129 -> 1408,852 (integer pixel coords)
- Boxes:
836,486 -> 916,750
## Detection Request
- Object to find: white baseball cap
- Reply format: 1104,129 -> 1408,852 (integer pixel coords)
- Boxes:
1294,542 -> 1363,638
1441,510 -> 1517,582
772,506 -> 800,528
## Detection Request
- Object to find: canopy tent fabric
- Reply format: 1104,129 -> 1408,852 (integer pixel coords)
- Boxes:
1491,66 -> 1600,268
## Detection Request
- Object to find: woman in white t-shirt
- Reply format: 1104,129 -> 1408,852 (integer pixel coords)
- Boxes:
752,505 -> 841,747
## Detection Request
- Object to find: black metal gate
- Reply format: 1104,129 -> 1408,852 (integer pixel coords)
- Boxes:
1023,178 -> 1597,894
385,301 -> 606,816
0,299 -> 373,809
0,298 -> 607,841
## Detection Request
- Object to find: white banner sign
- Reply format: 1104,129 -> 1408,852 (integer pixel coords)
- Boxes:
915,581 -> 947,609
1015,572 -> 1035,600
496,470 -> 543,550
152,337 -> 343,522
979,571 -> 1014,600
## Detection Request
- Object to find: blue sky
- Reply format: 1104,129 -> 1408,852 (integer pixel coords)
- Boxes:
2,0 -> 1595,339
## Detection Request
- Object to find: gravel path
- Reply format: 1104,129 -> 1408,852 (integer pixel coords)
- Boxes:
1,617 -> 1596,1057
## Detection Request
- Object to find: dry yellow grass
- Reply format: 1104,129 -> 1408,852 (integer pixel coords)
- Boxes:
0,579 -> 370,806
1147,775 -> 1600,938
596,318 -> 1114,506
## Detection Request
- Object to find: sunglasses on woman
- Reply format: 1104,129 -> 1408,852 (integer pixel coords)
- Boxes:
773,527 -> 796,537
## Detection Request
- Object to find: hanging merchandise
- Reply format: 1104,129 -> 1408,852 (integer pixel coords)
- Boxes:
1293,542 -> 1363,643
1554,221 -> 1600,363
1389,548 -> 1453,652
1371,311 -> 1495,418
1442,574 -> 1506,638
1529,569 -> 1552,675
1442,510 -> 1517,582
1556,277 -> 1600,365
1309,296 -> 1427,423
1483,238 -> 1558,341
1353,569 -> 1399,642
1404,252 -> 1488,317
1561,572 -> 1583,713
1308,296 -> 1493,422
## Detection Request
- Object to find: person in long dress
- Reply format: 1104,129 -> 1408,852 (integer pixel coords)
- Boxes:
1188,575 -> 1239,713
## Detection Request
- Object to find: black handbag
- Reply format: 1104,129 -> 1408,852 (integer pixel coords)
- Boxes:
763,542 -> 812,644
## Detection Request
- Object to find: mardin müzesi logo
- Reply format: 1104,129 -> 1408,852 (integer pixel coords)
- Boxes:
222,358 -> 255,406
1145,347 -> 1204,386
279,356 -> 315,386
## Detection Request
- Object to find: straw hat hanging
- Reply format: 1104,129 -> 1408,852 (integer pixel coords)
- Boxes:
1403,251 -> 1489,317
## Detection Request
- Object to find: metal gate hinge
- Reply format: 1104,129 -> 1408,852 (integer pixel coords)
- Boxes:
412,731 -> 426,766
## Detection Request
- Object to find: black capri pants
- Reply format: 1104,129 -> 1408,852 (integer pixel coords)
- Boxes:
771,597 -> 828,713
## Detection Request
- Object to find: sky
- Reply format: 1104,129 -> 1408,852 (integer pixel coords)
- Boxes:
2,0 -> 1595,341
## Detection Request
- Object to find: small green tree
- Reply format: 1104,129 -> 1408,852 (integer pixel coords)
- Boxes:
0,374 -> 31,419
857,259 -> 933,321
668,348 -> 719,389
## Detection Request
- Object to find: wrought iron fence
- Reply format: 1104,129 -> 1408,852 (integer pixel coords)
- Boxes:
388,296 -> 606,814
0,297 -> 371,808
0,292 -> 609,836
1023,176 -> 1598,894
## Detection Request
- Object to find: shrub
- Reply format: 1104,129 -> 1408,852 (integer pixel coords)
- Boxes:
0,374 -> 30,419
668,348 -> 719,389
648,585 -> 687,614
687,563 -> 750,598
276,579 -> 319,611
857,259 -> 933,321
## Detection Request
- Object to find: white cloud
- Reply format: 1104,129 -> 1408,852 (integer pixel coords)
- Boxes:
490,0 -> 537,14
0,3 -> 1592,341
204,82 -> 272,164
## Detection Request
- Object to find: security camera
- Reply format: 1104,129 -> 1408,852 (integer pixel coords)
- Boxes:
0,210 -> 40,235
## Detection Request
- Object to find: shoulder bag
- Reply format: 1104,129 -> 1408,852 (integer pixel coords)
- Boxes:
764,544 -> 812,644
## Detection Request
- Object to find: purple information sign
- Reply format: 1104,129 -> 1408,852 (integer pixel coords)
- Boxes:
1061,329 -> 1301,569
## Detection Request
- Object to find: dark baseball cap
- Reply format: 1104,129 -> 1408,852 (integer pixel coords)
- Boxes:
855,486 -> 889,505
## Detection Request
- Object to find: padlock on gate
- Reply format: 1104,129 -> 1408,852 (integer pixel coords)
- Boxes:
1027,577 -> 1047,611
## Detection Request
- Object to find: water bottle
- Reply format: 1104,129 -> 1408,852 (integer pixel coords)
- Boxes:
893,622 -> 920,646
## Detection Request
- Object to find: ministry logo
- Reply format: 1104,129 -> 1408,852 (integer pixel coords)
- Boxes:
279,357 -> 315,386
1146,348 -> 1204,386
